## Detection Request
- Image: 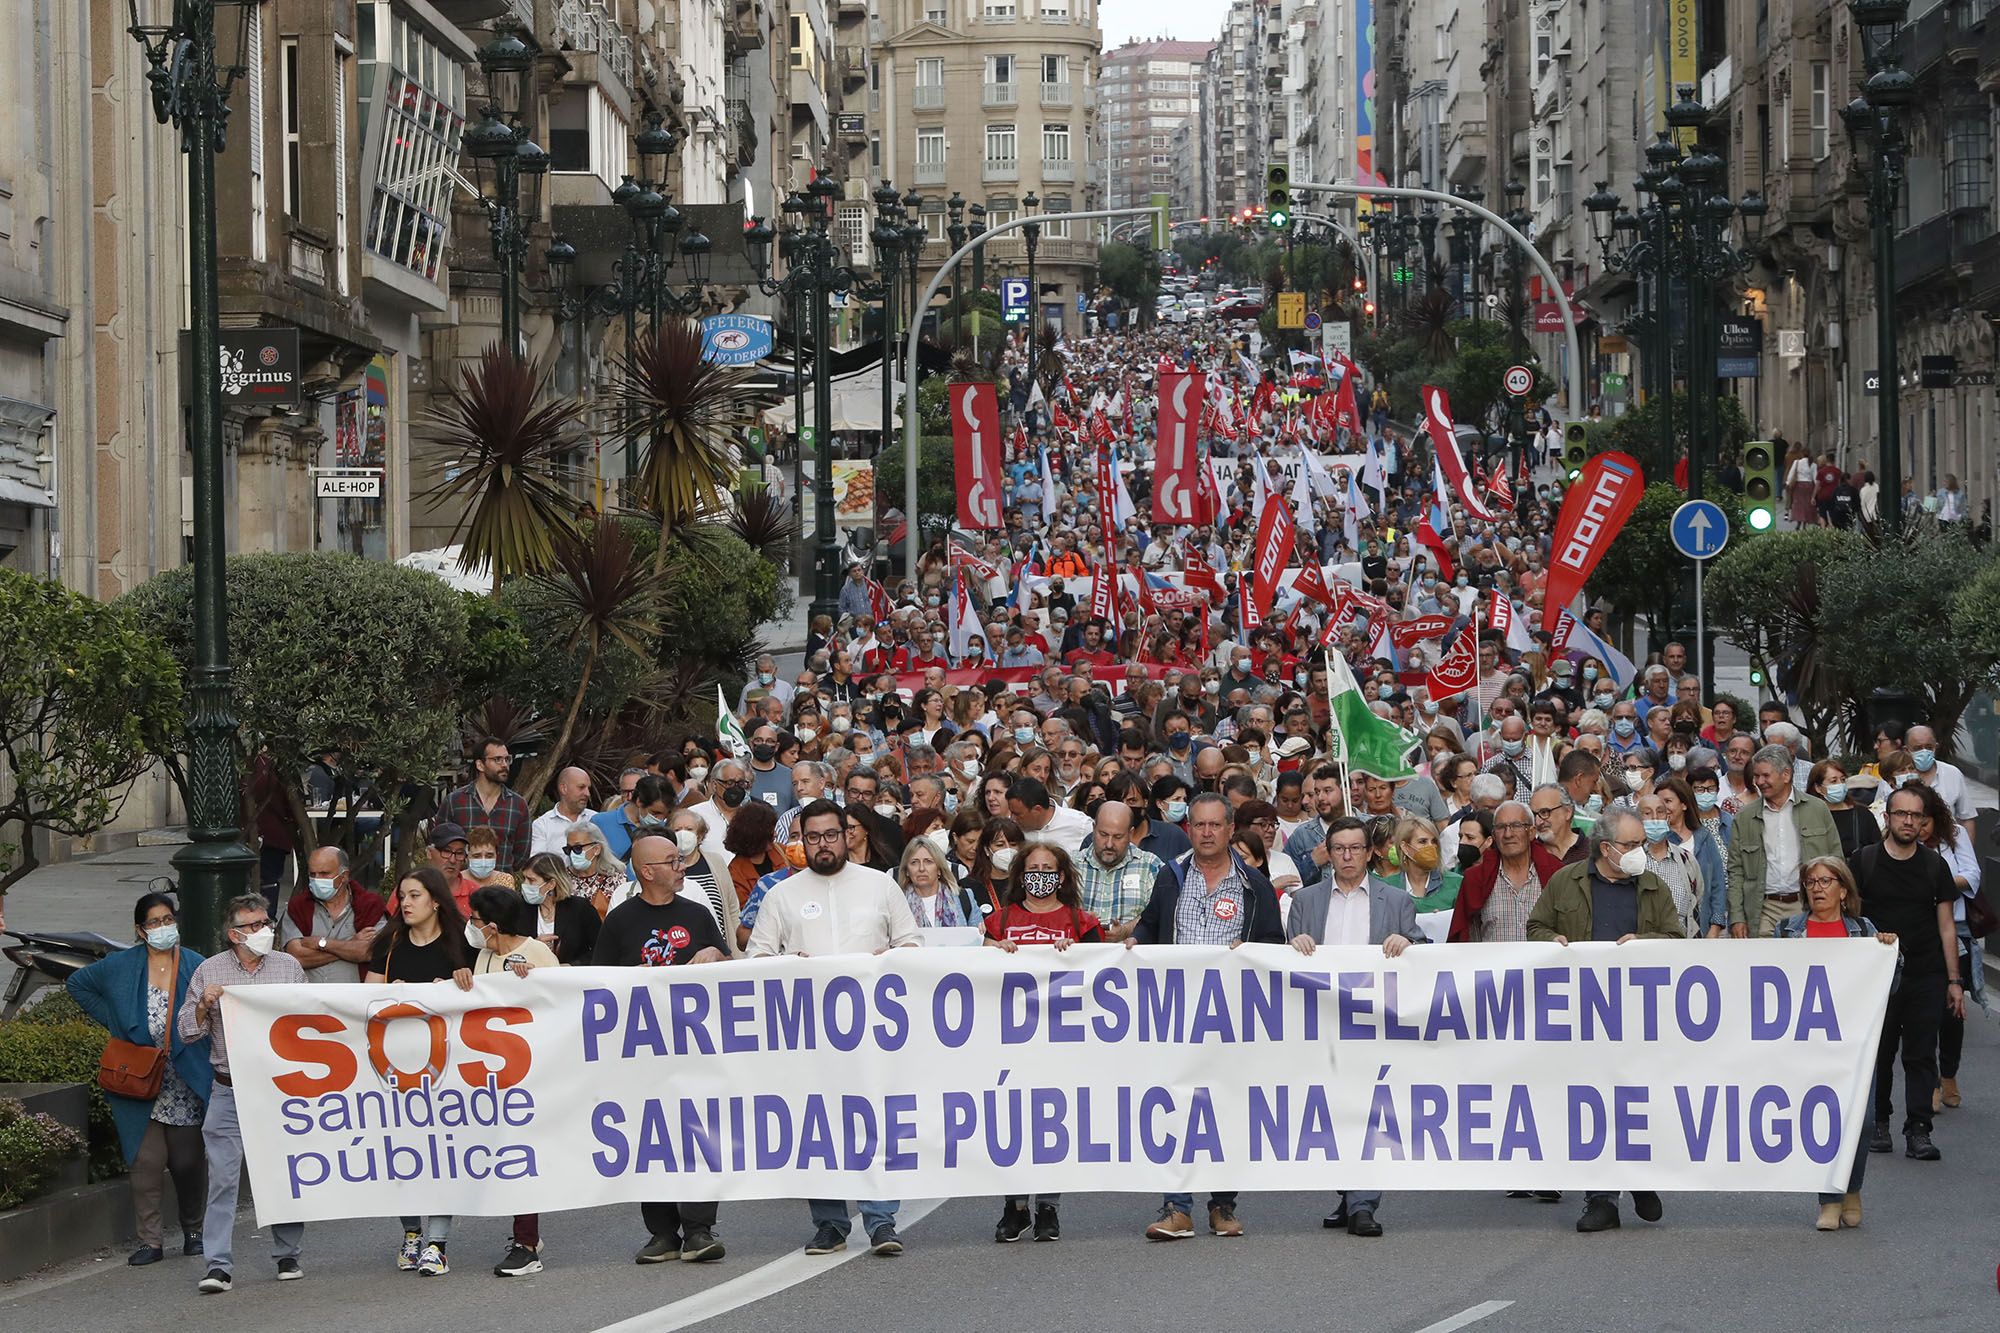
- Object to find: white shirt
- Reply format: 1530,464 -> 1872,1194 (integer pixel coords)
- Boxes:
685,800 -> 732,860
1023,804 -> 1094,857
1326,877 -> 1372,947
1266,850 -> 1302,893
531,804 -> 596,857
1924,760 -> 1978,824
1762,796 -> 1800,897
747,862 -> 921,958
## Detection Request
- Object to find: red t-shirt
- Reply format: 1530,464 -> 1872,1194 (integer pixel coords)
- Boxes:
984,904 -> 1105,945
1803,918 -> 1848,938
1065,647 -> 1116,668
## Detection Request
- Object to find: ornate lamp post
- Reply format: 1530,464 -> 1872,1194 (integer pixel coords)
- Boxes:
1846,0 -> 1914,532
967,204 -> 988,354
945,192 -> 969,344
1023,191 -> 1042,405
467,20 -> 548,360
125,0 -> 257,950
872,182 -> 906,467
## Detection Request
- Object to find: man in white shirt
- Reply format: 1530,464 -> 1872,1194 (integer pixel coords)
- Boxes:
1007,777 -> 1094,856
746,800 -> 918,1259
530,767 -> 596,856
684,758 -> 749,861
1906,725 -> 1979,836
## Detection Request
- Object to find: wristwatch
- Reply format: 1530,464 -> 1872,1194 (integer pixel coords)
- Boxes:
317,937 -> 327,951
1948,978 -> 1964,988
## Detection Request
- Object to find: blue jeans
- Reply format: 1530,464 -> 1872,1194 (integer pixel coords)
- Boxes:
202,1084 -> 303,1276
1163,1191 -> 1236,1213
808,1198 -> 897,1238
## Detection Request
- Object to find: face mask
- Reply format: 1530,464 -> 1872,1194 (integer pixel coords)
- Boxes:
1295,671 -> 1309,686
1421,698 -> 1439,715
1457,843 -> 1483,871
238,926 -> 274,958
521,880 -> 548,906
308,876 -> 339,902
1409,844 -> 1441,871
928,596 -> 942,608
1824,782 -> 1848,805
1582,666 -> 1600,683
874,801 -> 900,818
674,829 -> 699,859
1455,576 -> 1469,587
1592,693 -> 1616,711
1023,869 -> 1062,899
1667,753 -> 1687,772
1204,680 -> 1220,695
467,856 -> 497,878
688,765 -> 710,783
831,716 -> 853,734
1624,769 -> 1649,791
465,921 -> 490,951
759,671 -> 775,685
1168,732 -> 1191,751
1911,748 -> 1937,772
719,784 -> 748,807
1616,846 -> 1649,877
145,924 -> 180,952
989,847 -> 1018,874
1583,793 -> 1605,816
797,726 -> 817,744
639,814 -> 669,829
1377,685 -> 1395,701
1501,739 -> 1524,757
1642,818 -> 1671,843
751,743 -> 777,763
1014,726 -> 1036,745
1163,799 -> 1189,823
1695,790 -> 1720,811
1893,771 -> 1918,788
1613,719 -> 1636,738
567,848 -> 594,870
944,792 -> 960,815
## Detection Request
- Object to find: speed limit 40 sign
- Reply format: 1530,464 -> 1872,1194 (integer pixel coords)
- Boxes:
1503,364 -> 1534,397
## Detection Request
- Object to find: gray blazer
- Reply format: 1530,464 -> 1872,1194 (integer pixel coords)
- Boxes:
1285,874 -> 1427,947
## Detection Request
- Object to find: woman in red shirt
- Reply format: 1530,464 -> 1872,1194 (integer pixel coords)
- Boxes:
983,844 -> 1102,1244
1776,856 -> 1898,1234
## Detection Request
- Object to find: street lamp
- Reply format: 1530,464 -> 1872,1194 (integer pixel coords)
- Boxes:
1847,0 -> 1913,532
125,0 -> 258,950
1023,191 -> 1042,405
966,204 -> 988,354
1449,184 -> 1486,317
872,182 -> 906,472
945,192 -> 969,344
469,19 -> 548,361
746,175 -> 864,620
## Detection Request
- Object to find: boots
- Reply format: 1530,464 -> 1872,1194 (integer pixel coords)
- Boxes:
1941,1077 -> 1962,1108
1815,1201 -> 1841,1232
1840,1192 -> 1862,1228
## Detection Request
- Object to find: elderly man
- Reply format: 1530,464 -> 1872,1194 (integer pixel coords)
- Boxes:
685,759 -> 750,861
1468,773 -> 1508,814
1528,784 -> 1588,865
277,846 -> 385,983
774,761 -> 833,842
738,654 -> 793,713
1285,815 -> 1425,1238
1726,743 -> 1843,938
1481,716 -> 1536,802
1633,665 -> 1674,723
1528,809 -> 1684,1233
1905,724 -> 1978,837
1450,800 -> 1566,942
531,767 -> 596,855
1075,801 -> 1164,940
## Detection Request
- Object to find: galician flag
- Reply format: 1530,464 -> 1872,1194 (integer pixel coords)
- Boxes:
717,684 -> 751,759
1324,652 -> 1420,782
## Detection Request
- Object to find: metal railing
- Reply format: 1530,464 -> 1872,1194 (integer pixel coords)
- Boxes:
983,81 -> 1017,107
983,156 -> 1019,180
1040,81 -> 1072,106
553,0 -> 635,87
914,83 -> 946,109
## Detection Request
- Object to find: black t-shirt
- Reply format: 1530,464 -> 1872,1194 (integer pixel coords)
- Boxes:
593,893 -> 727,967
1588,872 -> 1639,941
370,931 -> 460,983
1855,843 -> 1955,974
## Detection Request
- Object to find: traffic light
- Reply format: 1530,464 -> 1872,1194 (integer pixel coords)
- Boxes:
1742,440 -> 1778,530
1562,422 -> 1589,479
1266,163 -> 1291,230
1362,298 -> 1377,319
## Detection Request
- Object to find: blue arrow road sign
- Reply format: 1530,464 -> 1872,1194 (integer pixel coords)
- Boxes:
1670,499 -> 1730,561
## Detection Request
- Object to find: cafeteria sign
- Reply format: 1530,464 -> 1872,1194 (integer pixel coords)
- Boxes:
219,327 -> 302,407
700,314 -> 775,366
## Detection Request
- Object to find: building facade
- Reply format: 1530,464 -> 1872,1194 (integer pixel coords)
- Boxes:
1100,39 -> 1214,217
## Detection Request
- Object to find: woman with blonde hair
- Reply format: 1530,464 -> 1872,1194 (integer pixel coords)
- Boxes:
518,851 -> 600,963
897,834 -> 986,928
561,819 -> 629,919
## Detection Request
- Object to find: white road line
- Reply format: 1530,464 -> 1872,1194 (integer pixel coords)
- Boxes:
589,1199 -> 946,1333
1412,1299 -> 1514,1333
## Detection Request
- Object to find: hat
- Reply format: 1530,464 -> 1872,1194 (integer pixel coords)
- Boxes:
428,821 -> 469,850
1276,736 -> 1314,760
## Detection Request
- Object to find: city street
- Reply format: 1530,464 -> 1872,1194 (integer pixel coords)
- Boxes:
2,1004 -> 1994,1331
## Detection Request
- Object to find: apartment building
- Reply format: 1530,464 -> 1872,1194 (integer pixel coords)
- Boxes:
1100,39 -> 1215,216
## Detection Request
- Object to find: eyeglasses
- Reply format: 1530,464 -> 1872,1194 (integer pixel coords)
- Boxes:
802,829 -> 846,845
1493,821 -> 1534,833
1330,843 -> 1370,855
1888,810 -> 1926,821
1802,875 -> 1844,888
1529,806 -> 1564,821
232,918 -> 272,933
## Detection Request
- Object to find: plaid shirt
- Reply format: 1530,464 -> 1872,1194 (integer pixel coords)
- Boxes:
1076,844 -> 1164,925
1476,860 -> 1542,943
1173,856 -> 1248,945
441,782 -> 533,873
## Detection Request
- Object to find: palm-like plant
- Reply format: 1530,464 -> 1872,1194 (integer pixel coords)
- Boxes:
513,518 -> 665,802
1399,288 -> 1459,363
620,318 -> 756,573
422,347 -> 586,592
728,485 -> 796,564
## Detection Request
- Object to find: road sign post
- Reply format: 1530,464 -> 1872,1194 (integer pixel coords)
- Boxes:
1276,291 -> 1306,329
1670,499 -> 1730,702
1001,277 -> 1030,324
1503,364 -> 1534,397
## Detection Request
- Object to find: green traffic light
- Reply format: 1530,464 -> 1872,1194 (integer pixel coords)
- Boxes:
1750,668 -> 1766,686
1748,507 -> 1775,532
1269,209 -> 1289,229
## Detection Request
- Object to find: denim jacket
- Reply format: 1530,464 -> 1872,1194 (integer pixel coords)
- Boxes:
1776,912 -> 1902,993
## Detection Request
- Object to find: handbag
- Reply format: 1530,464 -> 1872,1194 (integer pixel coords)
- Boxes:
97,960 -> 175,1100
1966,885 -> 2000,940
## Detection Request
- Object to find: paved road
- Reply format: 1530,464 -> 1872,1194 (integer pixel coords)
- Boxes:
3,1007 -> 1995,1331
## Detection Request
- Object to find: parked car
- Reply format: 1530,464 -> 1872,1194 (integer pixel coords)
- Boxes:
1215,295 -> 1265,319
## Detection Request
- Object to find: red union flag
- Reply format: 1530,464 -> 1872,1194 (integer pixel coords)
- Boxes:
1152,371 -> 1205,523
1389,613 -> 1456,651
1249,499 -> 1294,625
950,381 -> 1003,529
1425,623 -> 1480,701
1291,559 -> 1337,608
1182,543 -> 1224,602
1542,451 -> 1645,630
1088,563 -> 1116,623
1420,384 -> 1497,522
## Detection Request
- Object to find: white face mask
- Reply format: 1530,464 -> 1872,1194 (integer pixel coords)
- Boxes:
465,921 -> 490,951
1616,847 -> 1649,877
238,926 -> 275,958
521,880 -> 548,906
674,829 -> 699,859
989,846 -> 1018,874
960,759 -> 981,779
687,765 -> 709,784
797,726 -> 817,743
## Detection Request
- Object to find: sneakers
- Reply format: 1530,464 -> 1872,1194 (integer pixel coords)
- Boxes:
397,1230 -> 422,1272
128,1246 -> 164,1266
197,1267 -> 232,1294
868,1224 -> 903,1256
417,1243 -> 448,1277
1576,1197 -> 1621,1232
1207,1203 -> 1244,1237
1144,1206 -> 1194,1241
1631,1191 -> 1664,1223
680,1228 -> 725,1263
635,1234 -> 681,1264
1905,1130 -> 1942,1161
276,1257 -> 304,1281
182,1230 -> 203,1257
995,1202 -> 1032,1243
804,1223 -> 847,1255
1869,1121 -> 1893,1154
493,1244 -> 544,1277
1032,1202 -> 1060,1243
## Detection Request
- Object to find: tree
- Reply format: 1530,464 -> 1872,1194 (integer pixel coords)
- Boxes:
1586,484 -> 1745,640
120,554 -> 470,874
1819,526 -> 1999,757
0,571 -> 181,896
1095,241 -> 1161,309
1586,391 -> 1752,486
1706,526 -> 1864,753
421,348 -> 585,591
1432,319 -> 1550,427
621,318 -> 757,574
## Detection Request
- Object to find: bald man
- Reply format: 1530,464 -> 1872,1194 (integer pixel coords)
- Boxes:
531,766 -> 596,855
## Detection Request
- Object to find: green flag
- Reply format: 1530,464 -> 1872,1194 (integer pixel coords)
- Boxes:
1324,653 -> 1420,782
717,684 -> 751,759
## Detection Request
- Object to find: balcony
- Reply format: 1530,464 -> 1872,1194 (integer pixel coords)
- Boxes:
983,156 -> 1020,182
1895,211 -> 1952,291
915,161 -> 948,185
983,81 -> 1017,107
839,44 -> 867,87
915,83 -> 946,110
286,224 -> 333,291
553,0 -> 635,91
1042,160 -> 1074,182
728,0 -> 764,51
1041,81 -> 1073,107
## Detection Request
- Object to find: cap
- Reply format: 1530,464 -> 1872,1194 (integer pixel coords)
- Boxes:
1276,736 -> 1314,760
428,821 -> 469,850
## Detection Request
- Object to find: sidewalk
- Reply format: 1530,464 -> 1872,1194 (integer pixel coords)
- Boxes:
0,841 -> 184,1001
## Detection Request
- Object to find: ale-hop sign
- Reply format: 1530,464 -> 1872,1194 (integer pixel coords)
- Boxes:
699,314 -> 775,366
219,328 -> 302,407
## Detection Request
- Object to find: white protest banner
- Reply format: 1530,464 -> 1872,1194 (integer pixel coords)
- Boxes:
228,941 -> 1894,1224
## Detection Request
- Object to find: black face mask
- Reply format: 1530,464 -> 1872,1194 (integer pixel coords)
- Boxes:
751,743 -> 777,763
1457,843 -> 1483,871
719,784 -> 750,808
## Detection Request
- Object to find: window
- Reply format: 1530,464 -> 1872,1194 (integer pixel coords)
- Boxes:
1041,0 -> 1069,17
1043,54 -> 1066,85
1810,62 -> 1830,160
281,38 -> 301,218
918,56 -> 944,87
918,127 -> 947,166
986,123 -> 1017,164
357,1 -> 463,284
333,46 -> 349,293
870,133 -> 881,168
1043,122 -> 1070,162
987,54 -> 1013,84
987,206 -> 1016,227
1948,104 -> 1991,219
984,0 -> 1015,17
1535,30 -> 1551,82
925,1 -> 946,20
1775,90 -> 1789,168
246,2 -> 266,259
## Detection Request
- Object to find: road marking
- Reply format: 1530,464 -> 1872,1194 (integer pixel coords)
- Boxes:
1413,1300 -> 1514,1333
589,1199 -> 945,1333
